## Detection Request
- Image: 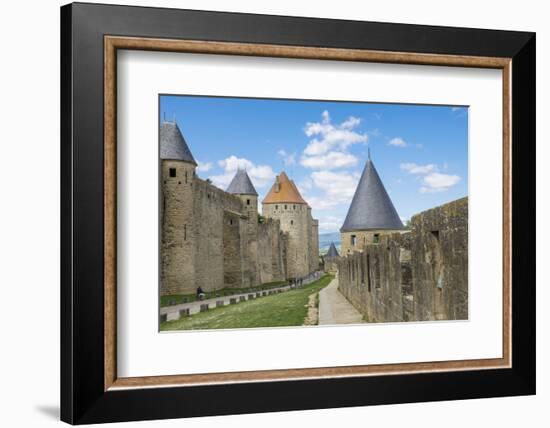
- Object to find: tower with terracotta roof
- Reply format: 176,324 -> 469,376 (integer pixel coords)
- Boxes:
159,119 -> 197,295
262,172 -> 316,279
340,155 -> 403,255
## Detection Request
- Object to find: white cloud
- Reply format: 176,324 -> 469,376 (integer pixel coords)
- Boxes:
301,111 -> 367,170
305,196 -> 340,211
300,151 -> 358,170
388,137 -> 407,147
296,177 -> 313,194
318,215 -> 343,232
400,162 -> 437,175
420,172 -> 461,193
340,116 -> 361,130
277,149 -> 296,166
304,170 -> 359,212
196,160 -> 213,172
401,162 -> 461,193
311,170 -> 359,203
209,155 -> 275,190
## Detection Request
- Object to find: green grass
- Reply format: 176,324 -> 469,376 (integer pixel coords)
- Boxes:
160,280 -> 288,307
160,274 -> 334,331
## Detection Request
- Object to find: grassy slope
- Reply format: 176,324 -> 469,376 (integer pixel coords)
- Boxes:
161,274 -> 333,331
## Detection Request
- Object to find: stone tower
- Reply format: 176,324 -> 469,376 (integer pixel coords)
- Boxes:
324,242 -> 340,273
160,120 -> 197,295
226,169 -> 259,287
262,172 -> 310,279
340,154 -> 403,255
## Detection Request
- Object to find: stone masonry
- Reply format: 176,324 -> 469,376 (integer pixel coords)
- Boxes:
337,197 -> 468,322
160,120 -> 319,296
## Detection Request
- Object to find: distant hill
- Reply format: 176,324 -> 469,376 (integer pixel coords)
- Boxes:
319,232 -> 341,255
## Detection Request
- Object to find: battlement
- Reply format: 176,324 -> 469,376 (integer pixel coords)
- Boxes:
337,197 -> 468,322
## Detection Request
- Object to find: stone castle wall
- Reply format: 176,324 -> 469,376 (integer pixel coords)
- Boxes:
161,161 -> 318,295
262,203 -> 311,279
324,256 -> 339,274
310,218 -> 319,273
257,218 -> 288,284
341,229 -> 404,256
337,197 -> 468,322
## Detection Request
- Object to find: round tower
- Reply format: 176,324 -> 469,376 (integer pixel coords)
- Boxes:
340,155 -> 404,256
262,172 -> 310,279
160,119 -> 197,295
226,169 -> 259,286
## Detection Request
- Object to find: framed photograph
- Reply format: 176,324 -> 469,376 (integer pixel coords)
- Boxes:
61,2 -> 535,424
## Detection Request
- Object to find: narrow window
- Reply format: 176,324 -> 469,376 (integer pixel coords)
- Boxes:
169,168 -> 176,178
247,199 -> 250,205
275,205 -> 278,210
285,205 -> 287,210
184,224 -> 187,241
290,220 -> 294,225
373,233 -> 380,244
185,171 -> 188,183
229,219 -> 233,225
351,235 -> 357,246
293,205 -> 296,210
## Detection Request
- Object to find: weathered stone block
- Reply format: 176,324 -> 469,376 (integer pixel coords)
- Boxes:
230,298 -> 237,304
216,300 -> 224,308
200,303 -> 209,312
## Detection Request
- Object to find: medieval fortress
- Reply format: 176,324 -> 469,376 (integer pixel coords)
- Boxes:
160,120 -> 319,296
160,118 -> 467,324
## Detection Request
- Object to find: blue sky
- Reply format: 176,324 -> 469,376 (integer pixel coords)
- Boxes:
160,95 -> 468,233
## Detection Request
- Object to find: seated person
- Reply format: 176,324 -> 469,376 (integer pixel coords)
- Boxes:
196,286 -> 205,301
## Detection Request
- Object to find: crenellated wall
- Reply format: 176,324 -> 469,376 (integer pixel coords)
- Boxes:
337,197 -> 468,322
160,161 -> 316,296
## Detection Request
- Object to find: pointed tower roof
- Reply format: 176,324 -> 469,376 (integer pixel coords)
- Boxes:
340,158 -> 403,232
326,242 -> 339,258
160,121 -> 197,164
263,172 -> 307,204
226,169 -> 258,196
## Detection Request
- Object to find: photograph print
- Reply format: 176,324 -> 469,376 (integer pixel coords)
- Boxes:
159,95 -> 468,332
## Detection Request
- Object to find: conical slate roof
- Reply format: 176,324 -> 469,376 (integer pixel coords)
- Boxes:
226,169 -> 258,196
160,121 -> 197,164
263,172 -> 308,204
326,242 -> 339,258
340,159 -> 403,232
